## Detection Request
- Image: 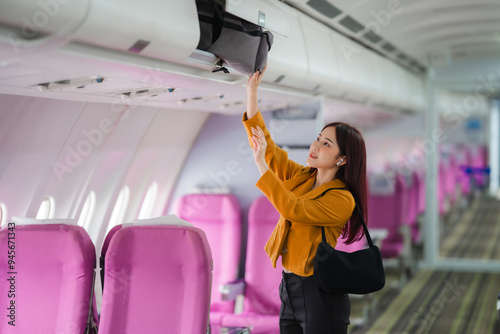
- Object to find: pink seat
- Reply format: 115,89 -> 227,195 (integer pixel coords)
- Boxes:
367,173 -> 405,258
221,196 -> 282,334
470,145 -> 488,188
456,145 -> 473,195
415,170 -> 426,215
402,172 -> 420,243
175,194 -> 241,333
100,224 -> 123,289
0,219 -> 96,334
98,224 -> 212,334
438,160 -> 449,216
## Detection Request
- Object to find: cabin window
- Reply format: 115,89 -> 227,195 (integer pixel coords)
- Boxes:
36,196 -> 55,219
78,191 -> 96,229
137,182 -> 159,219
0,203 -> 7,227
106,186 -> 130,234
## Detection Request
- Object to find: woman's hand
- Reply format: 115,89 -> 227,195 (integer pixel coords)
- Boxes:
251,126 -> 269,176
246,64 -> 266,95
246,64 -> 267,119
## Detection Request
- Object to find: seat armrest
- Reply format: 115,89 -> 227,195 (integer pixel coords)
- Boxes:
220,279 -> 245,301
221,327 -> 250,334
370,228 -> 388,248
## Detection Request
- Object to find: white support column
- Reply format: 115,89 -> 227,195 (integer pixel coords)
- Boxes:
423,68 -> 439,268
489,100 -> 499,196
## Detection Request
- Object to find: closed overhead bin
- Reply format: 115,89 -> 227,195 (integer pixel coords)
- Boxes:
225,0 -> 289,37
263,4 -> 308,90
331,32 -> 379,104
0,0 -> 90,39
71,0 -> 200,63
297,13 -> 341,94
0,0 -> 90,58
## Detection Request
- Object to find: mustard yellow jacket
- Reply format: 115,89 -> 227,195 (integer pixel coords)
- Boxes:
243,111 -> 355,277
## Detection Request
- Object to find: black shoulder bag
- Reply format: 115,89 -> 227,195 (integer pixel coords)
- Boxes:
313,190 -> 385,294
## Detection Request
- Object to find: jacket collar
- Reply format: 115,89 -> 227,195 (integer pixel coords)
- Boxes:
288,168 -> 348,198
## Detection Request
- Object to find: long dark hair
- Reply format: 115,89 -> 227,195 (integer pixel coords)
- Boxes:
322,122 -> 367,244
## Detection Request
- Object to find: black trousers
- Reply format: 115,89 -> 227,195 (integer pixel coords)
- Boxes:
279,271 -> 350,334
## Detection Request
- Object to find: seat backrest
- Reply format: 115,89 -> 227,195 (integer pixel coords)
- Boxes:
399,172 -> 417,225
244,196 -> 283,315
367,173 -> 402,243
414,169 -> 426,214
0,218 -> 95,334
98,225 -> 212,334
176,194 -> 241,313
100,224 -> 123,289
456,145 -> 472,194
471,145 -> 488,187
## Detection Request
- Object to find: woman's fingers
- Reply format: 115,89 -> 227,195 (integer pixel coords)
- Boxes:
251,126 -> 265,138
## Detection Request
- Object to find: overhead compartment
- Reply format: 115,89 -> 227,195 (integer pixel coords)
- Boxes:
406,71 -> 425,112
371,57 -> 407,110
262,4 -> 308,89
0,0 -> 89,59
225,0 -> 289,37
71,0 -> 200,64
0,0 -> 89,38
296,12 -> 341,94
390,64 -> 411,110
330,32 -> 380,104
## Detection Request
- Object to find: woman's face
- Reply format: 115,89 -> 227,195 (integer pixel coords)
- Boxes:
306,126 -> 342,169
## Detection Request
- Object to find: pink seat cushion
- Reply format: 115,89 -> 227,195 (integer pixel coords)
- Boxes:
98,225 -> 212,334
0,224 -> 95,334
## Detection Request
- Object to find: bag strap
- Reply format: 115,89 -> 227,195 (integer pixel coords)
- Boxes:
318,187 -> 375,248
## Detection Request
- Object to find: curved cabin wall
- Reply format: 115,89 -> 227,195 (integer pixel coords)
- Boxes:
0,94 -> 208,248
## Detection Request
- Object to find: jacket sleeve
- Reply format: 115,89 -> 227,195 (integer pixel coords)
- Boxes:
243,110 -> 306,181
256,170 -> 355,227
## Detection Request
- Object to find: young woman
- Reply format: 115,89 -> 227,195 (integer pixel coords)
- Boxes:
242,67 -> 368,334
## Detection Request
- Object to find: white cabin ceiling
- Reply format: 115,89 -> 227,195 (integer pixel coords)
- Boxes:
0,0 -> 498,124
285,0 -> 500,94
284,0 -> 500,66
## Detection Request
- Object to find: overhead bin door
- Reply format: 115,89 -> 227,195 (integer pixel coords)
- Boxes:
71,0 -> 200,63
0,0 -> 89,59
331,32 -> 379,104
263,5 -> 308,89
298,12 -> 341,94
225,0 -> 289,37
0,0 -> 89,38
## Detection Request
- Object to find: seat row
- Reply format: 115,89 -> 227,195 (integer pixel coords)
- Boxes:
175,193 -> 374,333
367,143 -> 489,284
0,142 -> 488,334
0,216 -> 213,334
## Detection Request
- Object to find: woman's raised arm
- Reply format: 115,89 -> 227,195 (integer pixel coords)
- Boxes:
246,64 -> 266,120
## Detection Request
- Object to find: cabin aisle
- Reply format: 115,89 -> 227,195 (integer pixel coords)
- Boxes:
349,196 -> 500,334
